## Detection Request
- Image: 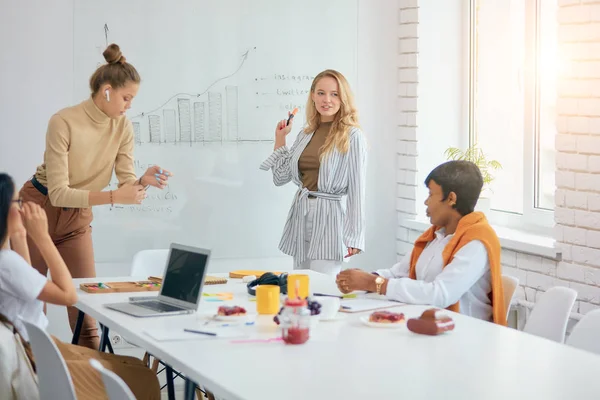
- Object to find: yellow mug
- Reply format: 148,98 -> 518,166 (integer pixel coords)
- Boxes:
256,285 -> 280,315
287,274 -> 310,299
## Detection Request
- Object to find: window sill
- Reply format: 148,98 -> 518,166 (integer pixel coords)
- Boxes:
400,217 -> 561,260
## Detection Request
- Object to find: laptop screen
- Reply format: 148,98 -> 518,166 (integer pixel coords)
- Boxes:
160,246 -> 208,304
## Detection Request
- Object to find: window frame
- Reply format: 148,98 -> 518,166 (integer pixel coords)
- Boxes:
468,0 -> 555,233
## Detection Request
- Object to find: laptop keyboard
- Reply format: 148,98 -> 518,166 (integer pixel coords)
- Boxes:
134,301 -> 185,313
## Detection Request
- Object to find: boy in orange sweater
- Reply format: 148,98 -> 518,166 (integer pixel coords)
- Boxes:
336,160 -> 506,325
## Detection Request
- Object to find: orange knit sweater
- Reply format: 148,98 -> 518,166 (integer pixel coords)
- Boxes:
408,212 -> 506,325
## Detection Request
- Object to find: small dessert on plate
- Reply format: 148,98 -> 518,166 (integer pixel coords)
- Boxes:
217,305 -> 247,317
407,308 -> 455,335
368,310 -> 405,324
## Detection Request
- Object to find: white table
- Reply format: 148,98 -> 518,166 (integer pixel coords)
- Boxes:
72,271 -> 600,400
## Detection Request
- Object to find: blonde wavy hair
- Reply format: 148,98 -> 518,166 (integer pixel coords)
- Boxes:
304,69 -> 360,158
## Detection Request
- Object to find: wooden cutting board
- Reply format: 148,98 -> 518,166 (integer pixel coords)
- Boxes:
80,280 -> 160,293
148,275 -> 228,285
228,270 -> 282,279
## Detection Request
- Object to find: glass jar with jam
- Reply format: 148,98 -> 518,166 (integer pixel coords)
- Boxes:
280,297 -> 310,345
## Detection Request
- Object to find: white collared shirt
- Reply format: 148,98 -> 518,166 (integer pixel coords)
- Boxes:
376,229 -> 492,321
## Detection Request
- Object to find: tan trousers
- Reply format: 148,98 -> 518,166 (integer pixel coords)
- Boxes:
20,180 -> 100,350
54,338 -> 160,400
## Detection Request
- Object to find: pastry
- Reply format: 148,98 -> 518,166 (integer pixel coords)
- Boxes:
369,310 -> 405,323
217,305 -> 247,316
407,308 -> 455,335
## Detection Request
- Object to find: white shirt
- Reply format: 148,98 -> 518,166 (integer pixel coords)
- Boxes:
376,229 -> 493,321
0,250 -> 48,341
0,322 -> 39,400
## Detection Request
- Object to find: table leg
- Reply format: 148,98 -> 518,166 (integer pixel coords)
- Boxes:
71,310 -> 84,345
98,324 -> 110,352
165,366 -> 176,400
184,378 -> 197,400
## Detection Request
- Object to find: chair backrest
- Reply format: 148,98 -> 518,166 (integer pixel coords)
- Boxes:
89,359 -> 136,400
523,286 -> 577,343
130,249 -> 169,277
502,275 -> 519,319
566,309 -> 600,355
22,321 -> 77,400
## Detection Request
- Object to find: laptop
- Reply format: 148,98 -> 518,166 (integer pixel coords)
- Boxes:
105,243 -> 210,317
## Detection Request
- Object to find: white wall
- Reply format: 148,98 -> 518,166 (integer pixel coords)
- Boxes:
354,0 -> 399,271
0,0 -> 74,186
415,0 -> 469,214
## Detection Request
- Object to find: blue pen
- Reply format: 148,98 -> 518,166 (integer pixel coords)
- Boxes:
184,329 -> 216,336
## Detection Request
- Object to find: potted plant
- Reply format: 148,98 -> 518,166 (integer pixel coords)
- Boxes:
443,144 -> 502,214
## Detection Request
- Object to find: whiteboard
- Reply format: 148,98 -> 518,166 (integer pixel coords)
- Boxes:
73,0 -> 358,263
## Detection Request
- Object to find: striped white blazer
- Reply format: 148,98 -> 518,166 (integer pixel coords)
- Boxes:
260,127 -> 367,267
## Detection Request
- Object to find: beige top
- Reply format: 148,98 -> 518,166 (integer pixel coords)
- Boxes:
34,98 -> 137,208
298,121 -> 332,191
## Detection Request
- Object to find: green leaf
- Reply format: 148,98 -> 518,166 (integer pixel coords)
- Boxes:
443,142 -> 503,188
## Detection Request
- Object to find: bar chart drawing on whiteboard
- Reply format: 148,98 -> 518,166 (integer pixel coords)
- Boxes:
127,47 -> 271,145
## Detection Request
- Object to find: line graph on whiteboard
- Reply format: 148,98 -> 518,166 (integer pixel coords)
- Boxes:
95,24 -> 312,146
130,47 -> 270,146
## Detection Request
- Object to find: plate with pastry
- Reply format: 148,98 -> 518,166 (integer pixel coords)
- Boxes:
214,305 -> 249,321
360,310 -> 406,328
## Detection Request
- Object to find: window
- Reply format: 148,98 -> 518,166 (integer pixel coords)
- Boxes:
470,0 -> 556,229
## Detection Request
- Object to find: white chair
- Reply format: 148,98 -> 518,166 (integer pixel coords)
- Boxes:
89,359 -> 136,400
130,249 -> 169,277
22,321 -> 77,400
523,286 -> 577,343
566,309 -> 600,355
502,275 -> 519,320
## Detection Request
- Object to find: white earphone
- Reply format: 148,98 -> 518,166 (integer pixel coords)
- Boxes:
105,89 -> 110,102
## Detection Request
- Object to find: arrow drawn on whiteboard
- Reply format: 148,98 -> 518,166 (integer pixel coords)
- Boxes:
104,24 -> 109,46
131,47 -> 256,119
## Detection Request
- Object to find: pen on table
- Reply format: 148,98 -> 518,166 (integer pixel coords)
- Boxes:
184,329 -> 217,336
313,293 -> 343,299
340,306 -> 352,310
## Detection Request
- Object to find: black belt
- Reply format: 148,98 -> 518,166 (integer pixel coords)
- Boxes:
31,176 -> 71,210
31,176 -> 48,196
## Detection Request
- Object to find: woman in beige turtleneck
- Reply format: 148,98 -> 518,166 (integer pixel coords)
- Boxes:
19,44 -> 172,349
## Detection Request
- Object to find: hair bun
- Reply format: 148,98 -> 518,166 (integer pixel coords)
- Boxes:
103,43 -> 126,65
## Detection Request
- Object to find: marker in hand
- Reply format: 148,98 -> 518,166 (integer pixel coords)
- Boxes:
286,107 -> 299,126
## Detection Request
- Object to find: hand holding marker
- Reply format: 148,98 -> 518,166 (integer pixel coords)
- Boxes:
277,108 -> 299,131
286,107 -> 299,126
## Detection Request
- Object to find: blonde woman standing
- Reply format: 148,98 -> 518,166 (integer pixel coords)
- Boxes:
261,69 -> 367,277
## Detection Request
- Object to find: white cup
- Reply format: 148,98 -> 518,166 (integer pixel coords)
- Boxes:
318,297 -> 341,320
